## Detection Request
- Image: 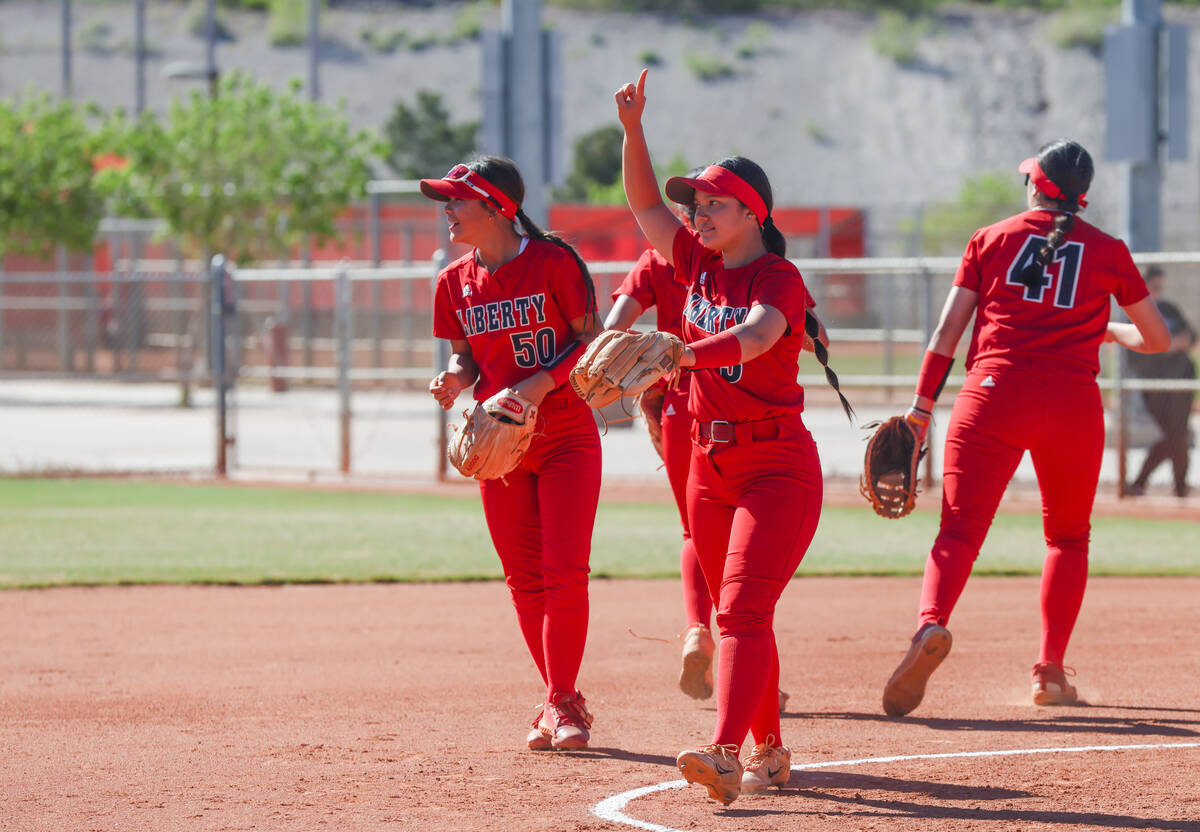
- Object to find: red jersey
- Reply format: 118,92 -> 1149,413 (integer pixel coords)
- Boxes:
433,238 -> 591,402
955,210 -> 1149,375
672,226 -> 814,422
613,248 -> 689,338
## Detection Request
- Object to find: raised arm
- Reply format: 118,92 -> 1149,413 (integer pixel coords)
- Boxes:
615,69 -> 682,263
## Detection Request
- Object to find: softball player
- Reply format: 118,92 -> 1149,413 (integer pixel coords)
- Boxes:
881,140 -> 1170,717
615,70 -> 851,805
424,156 -> 603,750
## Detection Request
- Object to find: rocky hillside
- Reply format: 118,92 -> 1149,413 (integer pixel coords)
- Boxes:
2,1 -> 1199,252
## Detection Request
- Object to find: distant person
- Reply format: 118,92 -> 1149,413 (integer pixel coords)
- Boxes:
1126,266 -> 1197,498
423,157 -> 602,751
879,140 -> 1170,719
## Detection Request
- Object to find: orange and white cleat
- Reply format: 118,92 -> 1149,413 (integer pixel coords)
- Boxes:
883,623 -> 952,716
741,734 -> 792,791
679,624 -> 715,700
1031,662 -> 1078,706
677,743 -> 743,805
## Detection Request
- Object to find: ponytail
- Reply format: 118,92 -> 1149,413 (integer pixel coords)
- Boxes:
1019,208 -> 1077,289
761,215 -> 787,258
804,308 -> 855,423
516,208 -> 598,327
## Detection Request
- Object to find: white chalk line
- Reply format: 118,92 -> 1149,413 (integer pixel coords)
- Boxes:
591,741 -> 1200,832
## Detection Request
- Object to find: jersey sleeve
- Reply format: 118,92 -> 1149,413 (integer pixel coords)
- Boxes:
546,246 -> 592,323
1108,241 -> 1151,308
752,261 -> 810,332
432,272 -> 466,341
612,248 -> 659,310
953,231 -> 984,292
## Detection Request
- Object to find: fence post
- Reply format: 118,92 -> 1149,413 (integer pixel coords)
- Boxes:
84,251 -> 97,373
434,223 -> 451,482
211,254 -> 229,477
1114,342 -> 1128,497
56,245 -> 71,372
0,260 -> 6,369
920,265 -> 936,488
369,191 -> 383,369
336,264 -> 352,474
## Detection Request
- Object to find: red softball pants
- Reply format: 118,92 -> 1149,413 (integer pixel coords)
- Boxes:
919,357 -> 1103,667
480,398 -> 601,699
687,413 -> 822,749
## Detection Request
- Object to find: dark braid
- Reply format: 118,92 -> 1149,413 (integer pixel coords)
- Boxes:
761,215 -> 787,258
517,208 -> 599,328
1019,138 -> 1093,289
471,155 -> 597,327
1019,209 -> 1077,289
805,309 -> 855,423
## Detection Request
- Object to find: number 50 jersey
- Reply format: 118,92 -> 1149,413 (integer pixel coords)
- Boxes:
956,209 -> 1149,375
433,238 -> 592,402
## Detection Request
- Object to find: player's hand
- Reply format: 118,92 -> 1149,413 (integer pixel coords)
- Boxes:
903,406 -> 931,443
430,371 -> 465,410
614,69 -> 648,129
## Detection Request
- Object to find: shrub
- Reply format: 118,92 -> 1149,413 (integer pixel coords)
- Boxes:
684,50 -> 735,82
638,49 -> 663,66
1045,1 -> 1118,54
268,0 -> 307,48
869,9 -> 936,66
362,27 -> 408,54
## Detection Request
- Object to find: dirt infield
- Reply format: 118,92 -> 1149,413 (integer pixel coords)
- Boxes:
3,577 -> 1199,831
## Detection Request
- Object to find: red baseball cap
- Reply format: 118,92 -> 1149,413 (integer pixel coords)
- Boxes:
664,164 -> 769,225
420,164 -> 519,220
1019,156 -> 1088,208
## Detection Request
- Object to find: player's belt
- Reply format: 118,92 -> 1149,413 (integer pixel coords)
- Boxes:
694,417 -> 782,445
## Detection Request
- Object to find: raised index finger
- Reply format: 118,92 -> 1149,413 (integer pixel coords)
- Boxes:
636,68 -> 648,98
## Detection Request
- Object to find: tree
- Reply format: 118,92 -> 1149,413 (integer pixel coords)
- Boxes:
383,91 -> 478,179
97,73 -> 382,263
0,94 -> 106,257
915,172 -> 1025,255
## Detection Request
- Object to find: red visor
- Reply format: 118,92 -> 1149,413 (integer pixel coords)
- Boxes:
420,164 -> 519,220
1019,157 -> 1088,209
664,165 -> 769,225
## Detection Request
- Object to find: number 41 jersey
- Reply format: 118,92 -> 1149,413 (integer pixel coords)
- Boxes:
956,209 -> 1150,375
433,238 -> 591,401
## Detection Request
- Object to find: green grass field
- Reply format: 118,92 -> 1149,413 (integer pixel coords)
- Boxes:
0,478 -> 1195,588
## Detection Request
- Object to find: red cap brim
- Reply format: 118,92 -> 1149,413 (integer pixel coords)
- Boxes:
1018,157 -> 1037,175
419,178 -> 479,202
664,175 -> 722,206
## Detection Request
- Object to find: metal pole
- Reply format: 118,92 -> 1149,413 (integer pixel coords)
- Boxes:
60,0 -> 72,97
56,246 -> 71,372
308,0 -> 320,102
501,0 -> 547,225
1117,0 -> 1162,498
434,220 -> 451,482
134,0 -> 146,114
336,265 -> 352,474
205,0 -> 217,97
369,192 -> 383,369
211,255 -> 228,477
920,266 -> 936,488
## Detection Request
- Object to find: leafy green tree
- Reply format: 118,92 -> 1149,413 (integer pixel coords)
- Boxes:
383,91 -> 478,179
914,172 -> 1024,255
0,94 -> 106,257
98,73 -> 382,263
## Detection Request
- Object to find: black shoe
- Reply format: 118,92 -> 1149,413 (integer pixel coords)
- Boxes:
1124,482 -> 1146,496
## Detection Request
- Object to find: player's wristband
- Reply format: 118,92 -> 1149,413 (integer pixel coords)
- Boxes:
688,329 -> 743,370
545,339 -> 585,387
905,406 -> 932,432
914,350 -> 955,403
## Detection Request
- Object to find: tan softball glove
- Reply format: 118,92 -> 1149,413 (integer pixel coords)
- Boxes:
570,330 -> 684,409
860,415 -> 925,519
447,388 -> 538,481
